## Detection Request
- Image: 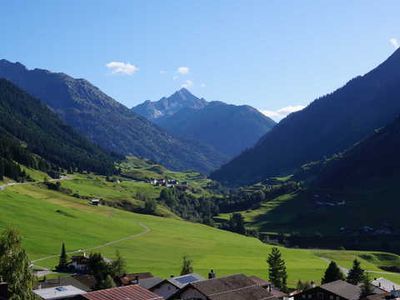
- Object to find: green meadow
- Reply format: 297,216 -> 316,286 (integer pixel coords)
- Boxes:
1,182 -> 400,287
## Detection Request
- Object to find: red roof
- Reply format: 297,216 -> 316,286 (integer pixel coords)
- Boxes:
81,284 -> 163,300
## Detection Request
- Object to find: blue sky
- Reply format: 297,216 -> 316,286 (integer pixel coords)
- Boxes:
1,0 -> 399,120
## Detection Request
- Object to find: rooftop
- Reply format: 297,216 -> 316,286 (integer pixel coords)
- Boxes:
168,273 -> 204,289
187,274 -> 277,300
320,280 -> 361,300
371,278 -> 400,293
81,284 -> 163,300
33,285 -> 86,300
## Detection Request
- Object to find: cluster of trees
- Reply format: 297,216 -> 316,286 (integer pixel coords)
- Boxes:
159,188 -> 219,224
217,182 -> 299,214
56,243 -> 126,290
220,213 -> 246,235
321,259 -> 372,296
0,134 -> 39,181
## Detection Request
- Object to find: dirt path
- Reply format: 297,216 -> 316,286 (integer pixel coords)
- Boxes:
0,175 -> 71,191
31,222 -> 151,264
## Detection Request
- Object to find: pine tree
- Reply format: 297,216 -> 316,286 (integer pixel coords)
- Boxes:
98,275 -> 116,290
321,261 -> 344,284
361,273 -> 373,297
180,256 -> 194,275
0,228 -> 36,299
57,242 -> 68,271
267,247 -> 288,291
110,250 -> 126,277
347,259 -> 364,285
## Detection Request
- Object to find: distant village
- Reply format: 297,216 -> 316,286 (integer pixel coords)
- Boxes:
148,178 -> 188,188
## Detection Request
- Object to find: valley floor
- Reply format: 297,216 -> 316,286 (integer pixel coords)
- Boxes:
1,178 -> 400,287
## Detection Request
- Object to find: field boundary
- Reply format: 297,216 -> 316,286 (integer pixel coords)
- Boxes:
31,222 -> 151,264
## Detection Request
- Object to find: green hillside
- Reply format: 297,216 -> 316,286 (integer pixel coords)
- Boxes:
1,181 -> 400,287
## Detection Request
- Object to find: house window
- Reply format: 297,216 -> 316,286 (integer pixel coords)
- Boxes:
317,292 -> 324,300
308,295 -> 312,299
330,295 -> 333,300
302,295 -> 306,299
336,297 -> 340,300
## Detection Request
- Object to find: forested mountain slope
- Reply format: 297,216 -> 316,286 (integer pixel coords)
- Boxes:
212,48 -> 400,185
0,79 -> 116,180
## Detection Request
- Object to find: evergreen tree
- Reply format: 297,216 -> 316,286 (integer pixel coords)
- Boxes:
110,250 -> 126,277
360,273 -> 373,297
347,259 -> 364,285
267,247 -> 288,291
0,228 -> 36,299
56,242 -> 68,271
98,275 -> 116,290
321,261 -> 344,284
180,256 -> 194,275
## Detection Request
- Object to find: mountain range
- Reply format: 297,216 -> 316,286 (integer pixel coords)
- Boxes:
0,60 -> 226,173
211,48 -> 400,185
133,89 -> 276,158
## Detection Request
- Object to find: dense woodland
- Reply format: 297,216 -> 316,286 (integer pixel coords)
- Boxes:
0,79 -> 117,180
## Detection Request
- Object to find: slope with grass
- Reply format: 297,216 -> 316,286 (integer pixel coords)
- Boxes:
1,182 -> 400,287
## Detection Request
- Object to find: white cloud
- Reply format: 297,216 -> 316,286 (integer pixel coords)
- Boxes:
159,70 -> 167,75
390,38 -> 400,49
177,66 -> 190,75
181,80 -> 193,88
106,61 -> 139,75
172,75 -> 179,81
260,105 -> 305,121
200,83 -> 206,88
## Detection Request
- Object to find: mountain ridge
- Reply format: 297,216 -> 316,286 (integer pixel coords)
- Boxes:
211,48 -> 400,185
133,89 -> 276,158
0,60 -> 226,173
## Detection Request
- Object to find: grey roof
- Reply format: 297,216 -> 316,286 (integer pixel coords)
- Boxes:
320,280 -> 361,300
187,274 -> 277,300
35,276 -> 92,292
139,277 -> 164,290
371,277 -> 400,292
33,285 -> 86,300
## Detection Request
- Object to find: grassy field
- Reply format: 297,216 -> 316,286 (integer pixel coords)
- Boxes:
1,182 -> 400,287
